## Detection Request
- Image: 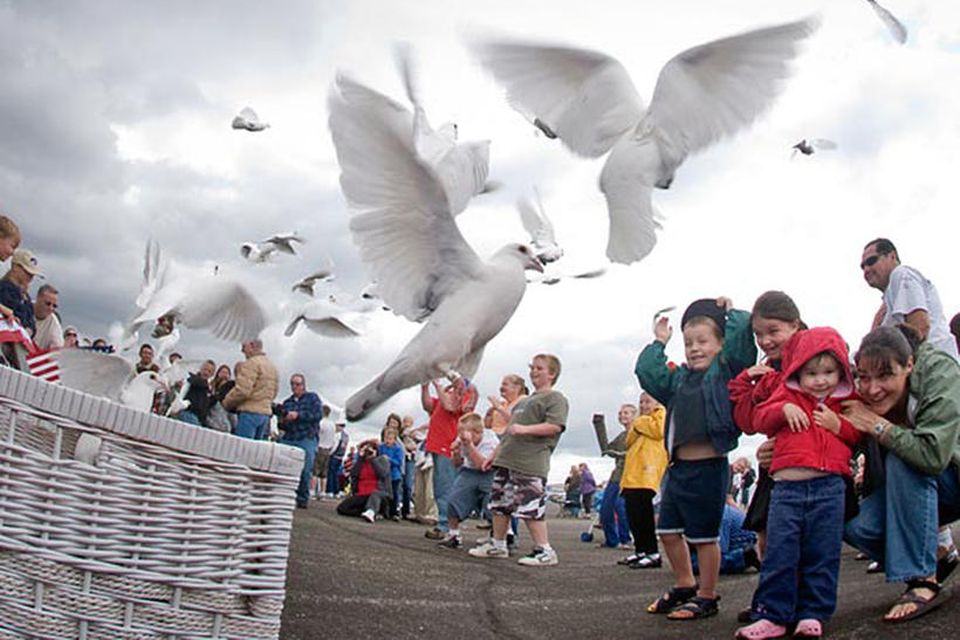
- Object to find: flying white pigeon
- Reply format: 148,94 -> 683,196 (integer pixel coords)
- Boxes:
232,106 -> 270,132
328,73 -> 544,420
865,0 -> 907,44
115,243 -> 267,349
291,256 -> 336,295
470,17 -> 818,264
517,187 -> 563,264
791,138 -> 838,158
53,349 -> 167,411
284,298 -> 366,338
392,44 -> 494,216
240,241 -> 278,264
262,232 -> 305,255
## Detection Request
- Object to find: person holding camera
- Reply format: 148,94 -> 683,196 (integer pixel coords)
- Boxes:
336,439 -> 392,523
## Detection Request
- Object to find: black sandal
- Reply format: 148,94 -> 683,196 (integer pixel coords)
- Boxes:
883,579 -> 945,623
647,585 -> 698,614
667,595 -> 720,620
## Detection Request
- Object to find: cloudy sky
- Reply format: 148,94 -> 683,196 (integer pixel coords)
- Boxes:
3,0 -> 959,482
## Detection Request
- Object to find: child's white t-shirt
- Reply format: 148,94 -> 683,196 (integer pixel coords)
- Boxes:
462,429 -> 500,470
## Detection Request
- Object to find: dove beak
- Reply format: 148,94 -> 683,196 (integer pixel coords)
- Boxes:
526,255 -> 545,273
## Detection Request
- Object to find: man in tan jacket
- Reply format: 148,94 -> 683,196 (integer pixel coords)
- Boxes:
223,339 -> 279,440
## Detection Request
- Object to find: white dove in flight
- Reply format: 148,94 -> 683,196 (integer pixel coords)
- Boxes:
232,106 -> 270,132
470,17 -> 818,264
328,73 -> 543,421
240,241 -> 277,264
262,232 -> 305,255
115,242 -> 267,349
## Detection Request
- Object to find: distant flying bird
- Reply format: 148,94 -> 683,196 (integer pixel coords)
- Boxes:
791,138 -> 837,157
292,269 -> 335,296
328,73 -> 544,421
865,0 -> 907,44
240,241 -> 277,263
232,106 -> 270,131
470,17 -> 817,265
517,187 -> 563,264
391,44 -> 494,216
262,232 -> 305,255
283,298 -> 365,338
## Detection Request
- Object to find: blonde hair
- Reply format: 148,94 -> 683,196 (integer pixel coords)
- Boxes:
458,412 -> 483,433
0,215 -> 20,243
533,353 -> 562,383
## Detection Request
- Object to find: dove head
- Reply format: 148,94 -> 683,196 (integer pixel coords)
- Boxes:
496,243 -> 544,273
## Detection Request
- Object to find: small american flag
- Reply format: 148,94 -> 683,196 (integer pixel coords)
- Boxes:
26,348 -> 60,383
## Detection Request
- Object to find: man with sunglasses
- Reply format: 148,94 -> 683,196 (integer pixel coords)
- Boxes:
33,284 -> 64,350
861,238 -> 958,361
279,373 -> 324,509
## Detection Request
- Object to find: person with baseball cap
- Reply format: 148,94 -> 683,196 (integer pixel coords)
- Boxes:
0,249 -> 43,336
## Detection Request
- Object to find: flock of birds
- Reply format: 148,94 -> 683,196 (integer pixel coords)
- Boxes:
52,2 -> 909,423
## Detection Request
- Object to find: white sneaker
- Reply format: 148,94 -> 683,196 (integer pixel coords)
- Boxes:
517,547 -> 558,566
361,509 -> 375,523
468,541 -> 509,559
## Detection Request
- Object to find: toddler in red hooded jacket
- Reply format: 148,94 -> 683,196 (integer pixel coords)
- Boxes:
736,327 -> 861,640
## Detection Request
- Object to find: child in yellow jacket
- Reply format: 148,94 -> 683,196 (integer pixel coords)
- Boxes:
618,392 -> 668,568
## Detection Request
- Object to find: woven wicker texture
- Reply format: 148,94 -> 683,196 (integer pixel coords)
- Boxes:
0,367 -> 301,639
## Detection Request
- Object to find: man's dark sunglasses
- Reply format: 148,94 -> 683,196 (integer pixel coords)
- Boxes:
860,253 -> 886,270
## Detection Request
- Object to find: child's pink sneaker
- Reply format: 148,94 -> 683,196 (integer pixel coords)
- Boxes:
734,619 -> 788,639
793,619 -> 822,638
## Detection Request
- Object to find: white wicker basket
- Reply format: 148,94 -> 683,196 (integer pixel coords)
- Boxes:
0,366 -> 303,639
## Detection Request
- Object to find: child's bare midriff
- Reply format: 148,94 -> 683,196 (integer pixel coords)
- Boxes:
673,441 -> 720,461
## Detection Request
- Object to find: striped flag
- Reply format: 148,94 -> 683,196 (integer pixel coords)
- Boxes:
0,318 -> 33,352
26,348 -> 60,383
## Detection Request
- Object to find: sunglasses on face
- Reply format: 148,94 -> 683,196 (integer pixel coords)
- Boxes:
860,253 -> 885,270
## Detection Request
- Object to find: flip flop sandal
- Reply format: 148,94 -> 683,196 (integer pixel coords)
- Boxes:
793,618 -> 822,638
666,595 -> 720,620
646,585 -> 698,614
734,619 -> 788,639
883,579 -> 945,623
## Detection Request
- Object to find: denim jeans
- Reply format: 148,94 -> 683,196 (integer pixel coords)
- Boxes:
599,480 -> 631,547
432,453 -> 457,532
402,458 -> 416,517
281,435 -> 318,506
754,475 -> 845,625
177,410 -> 201,426
235,412 -> 269,440
844,454 -> 958,582
326,456 -> 343,495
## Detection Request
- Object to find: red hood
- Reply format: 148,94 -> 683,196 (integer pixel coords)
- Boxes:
780,327 -> 854,399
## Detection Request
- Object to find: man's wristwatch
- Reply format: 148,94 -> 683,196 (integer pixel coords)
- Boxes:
872,421 -> 889,437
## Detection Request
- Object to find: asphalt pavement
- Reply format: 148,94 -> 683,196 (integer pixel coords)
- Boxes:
280,500 -> 958,639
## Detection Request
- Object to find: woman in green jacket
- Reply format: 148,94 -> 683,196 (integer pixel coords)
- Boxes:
843,325 -> 960,623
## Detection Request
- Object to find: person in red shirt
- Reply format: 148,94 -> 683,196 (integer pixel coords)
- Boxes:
336,439 -> 392,523
736,327 -> 860,640
421,378 -> 477,539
